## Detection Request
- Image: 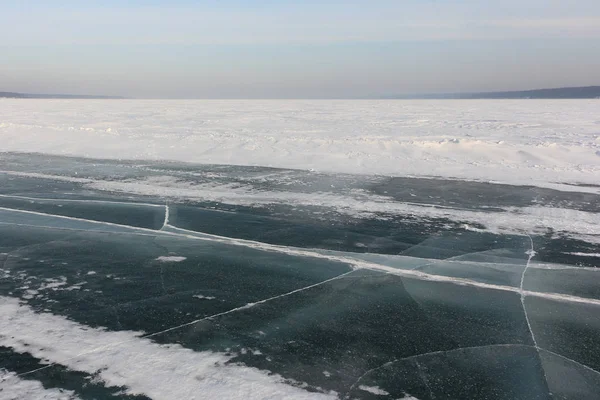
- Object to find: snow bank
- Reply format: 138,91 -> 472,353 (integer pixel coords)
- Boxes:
1,99 -> 599,193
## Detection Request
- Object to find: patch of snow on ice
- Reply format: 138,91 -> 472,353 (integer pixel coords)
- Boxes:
0,370 -> 80,399
193,295 -> 216,300
563,252 -> 600,257
155,256 -> 187,263
0,296 -> 336,400
358,385 -> 390,395
39,277 -> 68,291
22,289 -> 38,300
400,395 -> 421,400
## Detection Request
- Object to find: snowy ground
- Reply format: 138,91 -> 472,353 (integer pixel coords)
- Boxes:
1,99 -> 599,193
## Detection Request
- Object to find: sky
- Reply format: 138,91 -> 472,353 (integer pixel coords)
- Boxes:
1,0 -> 600,98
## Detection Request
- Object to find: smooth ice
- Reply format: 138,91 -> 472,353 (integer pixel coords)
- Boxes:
0,156 -> 599,399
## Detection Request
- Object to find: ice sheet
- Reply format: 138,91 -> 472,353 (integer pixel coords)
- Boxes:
1,200 -> 599,399
2,159 -> 600,245
1,112 -> 599,399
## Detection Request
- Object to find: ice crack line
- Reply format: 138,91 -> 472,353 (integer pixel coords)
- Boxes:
15,269 -> 355,379
520,234 -> 539,348
0,193 -> 163,208
519,234 -> 552,395
415,360 -> 436,400
343,362 -> 395,399
2,207 -> 600,307
343,344 -> 525,399
161,204 -> 170,230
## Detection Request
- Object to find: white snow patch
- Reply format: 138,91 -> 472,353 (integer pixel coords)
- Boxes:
1,99 -> 599,193
192,295 -> 216,300
22,289 -> 38,300
563,252 -> 600,257
0,370 -> 80,399
0,296 -> 335,400
155,256 -> 187,263
38,277 -> 68,291
358,385 -> 390,395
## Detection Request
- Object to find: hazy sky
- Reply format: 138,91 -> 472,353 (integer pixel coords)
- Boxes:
2,0 -> 600,98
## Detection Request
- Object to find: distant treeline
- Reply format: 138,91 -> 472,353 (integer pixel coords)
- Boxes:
0,91 -> 124,99
387,86 -> 600,99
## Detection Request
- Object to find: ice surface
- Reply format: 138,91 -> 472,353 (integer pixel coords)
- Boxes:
538,350 -> 600,400
525,296 -> 600,373
1,99 -> 599,193
1,154 -> 599,245
0,196 -> 597,399
344,345 -> 551,400
84,177 -> 600,242
0,127 -> 598,398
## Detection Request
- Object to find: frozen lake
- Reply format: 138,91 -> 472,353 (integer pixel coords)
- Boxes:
0,153 -> 598,399
0,100 -> 599,399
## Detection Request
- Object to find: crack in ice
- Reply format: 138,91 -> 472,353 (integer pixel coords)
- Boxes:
520,234 -> 539,348
3,207 -> 600,394
541,348 -> 600,377
1,206 -> 600,308
344,344 -> 531,399
519,234 -> 553,396
414,360 -> 436,400
14,269 -> 355,379
343,339 -> 600,397
0,193 -> 163,208
161,204 -> 169,230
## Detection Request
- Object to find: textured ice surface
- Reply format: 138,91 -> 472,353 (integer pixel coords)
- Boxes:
1,99 -> 599,193
1,154 -> 599,246
0,123 -> 599,399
